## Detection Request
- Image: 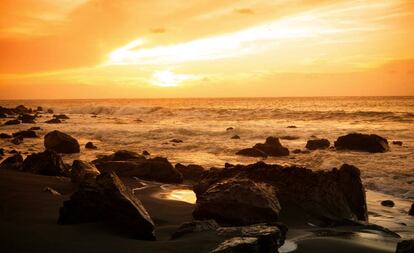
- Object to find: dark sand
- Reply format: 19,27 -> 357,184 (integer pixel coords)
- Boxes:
0,169 -> 402,253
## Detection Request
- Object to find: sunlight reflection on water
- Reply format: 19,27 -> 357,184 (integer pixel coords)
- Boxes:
161,189 -> 197,204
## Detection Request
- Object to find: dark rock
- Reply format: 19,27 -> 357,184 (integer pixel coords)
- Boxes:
28,126 -> 41,131
392,141 -> 403,146
45,118 -> 61,124
44,130 -> 80,154
47,109 -> 54,114
53,114 -> 70,120
292,149 -> 301,154
287,125 -> 297,128
85,142 -> 97,149
21,150 -> 68,176
93,153 -> 183,183
0,154 -> 23,170
408,203 -> 413,216
236,148 -> 268,157
0,133 -> 12,139
231,135 -> 240,139
251,137 -> 289,156
334,133 -> 389,153
36,106 -> 43,111
396,240 -> 414,253
15,105 -> 31,114
0,148 -> 3,156
170,139 -> 183,143
306,139 -> 330,150
211,237 -> 260,253
71,160 -> 100,184
142,150 -> 150,156
0,113 -> 6,118
194,162 -> 368,225
18,114 -> 36,123
171,220 -> 219,239
226,127 -> 234,131
280,136 -> 299,140
381,200 -> 395,207
193,179 -> 281,225
12,130 -> 38,138
9,150 -> 18,154
43,187 -> 61,196
224,163 -> 235,168
58,171 -> 156,240
11,137 -> 23,145
4,119 -> 20,125
175,163 -> 205,181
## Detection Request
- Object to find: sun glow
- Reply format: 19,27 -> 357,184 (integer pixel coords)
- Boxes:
151,70 -> 193,87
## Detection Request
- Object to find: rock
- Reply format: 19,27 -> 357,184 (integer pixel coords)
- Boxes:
85,142 -> 97,149
28,126 -> 41,131
334,133 -> 389,153
44,130 -> 80,154
170,139 -> 183,143
15,105 -> 31,114
12,130 -> 38,138
292,149 -> 301,154
226,127 -> 234,131
286,125 -> 297,128
231,135 -> 240,139
0,148 -> 3,156
94,155 -> 183,183
175,163 -> 205,181
0,133 -> 12,139
193,179 -> 281,225
171,220 -> 219,239
381,200 -> 395,207
47,109 -> 54,114
53,114 -> 70,120
194,162 -> 368,225
11,137 -> 23,145
0,154 -> 23,170
0,113 -> 6,118
396,240 -> 414,253
71,160 -> 101,184
251,137 -> 289,156
211,237 -> 260,253
236,148 -> 268,157
18,114 -> 36,123
21,150 -> 69,176
43,187 -> 61,196
280,136 -> 299,140
142,150 -> 150,156
305,139 -> 330,150
408,203 -> 414,216
96,150 -> 145,162
45,118 -> 61,124
36,106 -> 43,111
392,141 -> 403,146
58,171 -> 156,240
4,119 -> 20,125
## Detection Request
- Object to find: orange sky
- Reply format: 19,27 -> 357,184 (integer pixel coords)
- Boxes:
0,0 -> 413,99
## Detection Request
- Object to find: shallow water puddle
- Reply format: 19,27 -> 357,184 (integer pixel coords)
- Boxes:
155,188 -> 197,204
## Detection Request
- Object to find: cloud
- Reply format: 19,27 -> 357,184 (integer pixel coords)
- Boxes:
235,8 -> 254,15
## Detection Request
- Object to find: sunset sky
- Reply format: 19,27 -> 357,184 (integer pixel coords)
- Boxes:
0,0 -> 413,99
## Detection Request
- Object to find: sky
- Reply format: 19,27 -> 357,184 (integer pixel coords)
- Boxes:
0,0 -> 413,99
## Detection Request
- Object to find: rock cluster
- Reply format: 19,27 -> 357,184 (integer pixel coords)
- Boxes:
236,137 -> 289,157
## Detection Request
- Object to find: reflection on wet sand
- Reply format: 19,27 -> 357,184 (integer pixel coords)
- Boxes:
156,188 -> 197,204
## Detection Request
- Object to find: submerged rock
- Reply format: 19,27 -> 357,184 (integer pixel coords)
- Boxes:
170,139 -> 183,143
12,130 -> 38,138
53,114 -> 70,120
175,163 -> 205,181
18,114 -> 36,123
231,135 -> 240,139
11,137 -> 23,145
381,200 -> 395,207
392,141 -> 403,146
21,150 -> 68,176
236,148 -> 267,157
45,118 -> 61,124
58,171 -> 156,240
71,160 -> 100,184
85,142 -> 97,149
97,150 -> 145,162
0,154 -> 23,170
226,127 -> 234,131
0,133 -> 12,139
396,240 -> 414,253
193,179 -> 281,225
287,125 -> 297,128
44,130 -> 80,154
194,162 -> 367,225
305,139 -> 330,150
334,133 -> 389,153
28,126 -> 41,131
4,119 -> 20,125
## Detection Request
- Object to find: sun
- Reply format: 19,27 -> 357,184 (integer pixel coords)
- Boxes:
151,70 -> 191,87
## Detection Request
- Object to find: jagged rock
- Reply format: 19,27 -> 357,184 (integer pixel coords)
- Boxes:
171,220 -> 219,239
94,155 -> 183,183
53,114 -> 70,120
306,139 -> 330,150
408,203 -> 413,216
71,160 -> 100,184
0,154 -> 23,170
175,163 -> 205,181
211,237 -> 260,253
236,148 -> 268,157
58,171 -> 156,240
0,133 -> 12,139
392,141 -> 403,146
231,135 -> 240,139
334,133 -> 389,153
193,179 -> 281,225
45,118 -> 61,124
21,150 -> 68,176
43,187 -> 61,196
12,130 -> 38,138
194,162 -> 367,225
4,119 -> 20,125
142,150 -> 150,156
170,139 -> 183,143
18,114 -> 36,123
381,200 -> 394,207
85,142 -> 97,149
396,240 -> 414,253
44,130 -> 80,154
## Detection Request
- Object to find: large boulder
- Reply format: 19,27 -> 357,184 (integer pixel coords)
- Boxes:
334,133 -> 389,153
194,162 -> 367,225
236,137 -> 289,157
44,130 -> 80,154
305,139 -> 330,150
175,163 -> 205,181
396,240 -> 414,253
71,160 -> 100,184
93,152 -> 183,183
0,154 -> 23,170
193,179 -> 281,225
58,171 -> 156,240
21,150 -> 69,176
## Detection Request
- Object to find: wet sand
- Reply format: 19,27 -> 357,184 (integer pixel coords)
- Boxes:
0,169 -> 406,253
